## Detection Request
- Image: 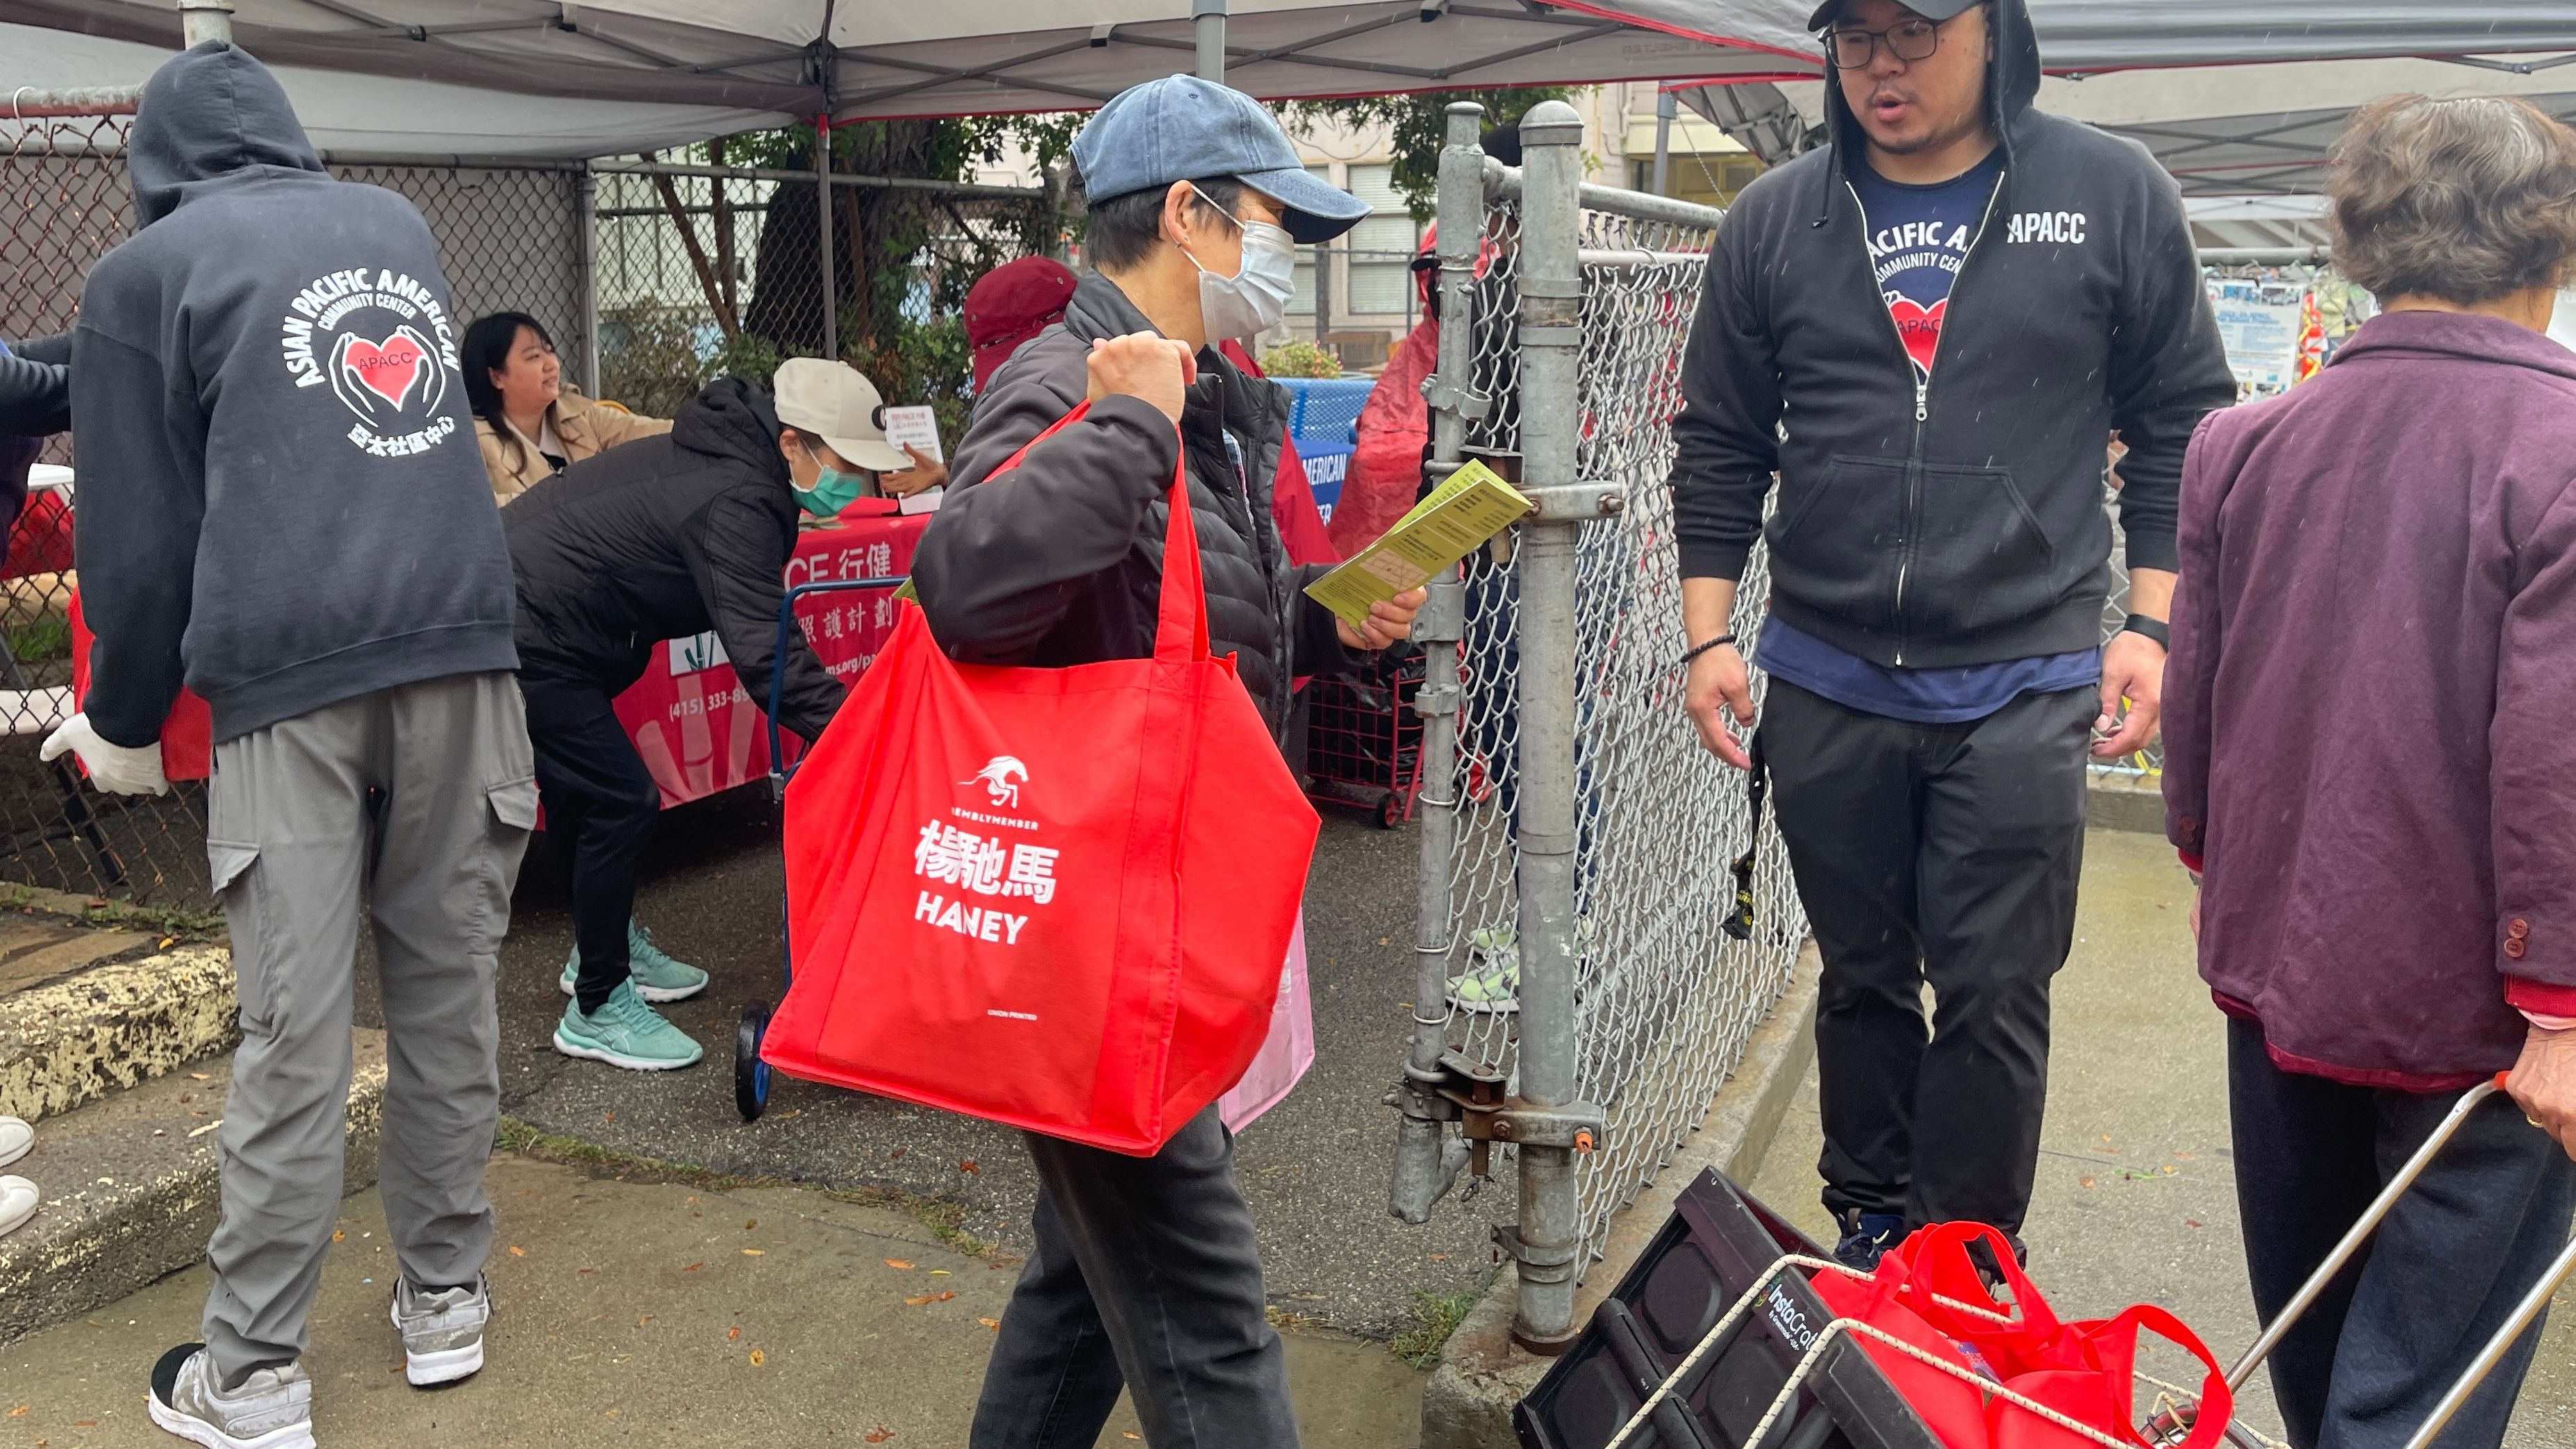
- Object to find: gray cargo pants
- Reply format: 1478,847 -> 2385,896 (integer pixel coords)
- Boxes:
201,672 -> 534,1386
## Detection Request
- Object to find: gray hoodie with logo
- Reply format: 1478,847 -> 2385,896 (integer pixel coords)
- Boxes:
71,42 -> 516,747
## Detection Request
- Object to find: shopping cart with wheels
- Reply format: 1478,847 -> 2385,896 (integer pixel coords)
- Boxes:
1519,1075 -> 2575,1449
733,574 -> 906,1123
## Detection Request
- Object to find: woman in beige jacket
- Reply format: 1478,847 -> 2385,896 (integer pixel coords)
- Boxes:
463,311 -> 670,504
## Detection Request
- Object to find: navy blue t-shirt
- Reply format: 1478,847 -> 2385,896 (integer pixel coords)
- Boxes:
1760,150 -> 2100,724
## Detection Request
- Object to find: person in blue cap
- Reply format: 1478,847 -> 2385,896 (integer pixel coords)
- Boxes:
912,74 -> 1420,1449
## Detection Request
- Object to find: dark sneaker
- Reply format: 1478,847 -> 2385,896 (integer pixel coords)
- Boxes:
1831,1211 -> 1906,1272
147,1343 -> 313,1449
391,1274 -> 491,1386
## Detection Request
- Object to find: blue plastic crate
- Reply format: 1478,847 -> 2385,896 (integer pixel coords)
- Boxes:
1275,376 -> 1378,445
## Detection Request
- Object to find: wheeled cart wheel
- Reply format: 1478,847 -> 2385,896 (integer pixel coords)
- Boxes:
1374,792 -> 1404,830
735,1001 -> 773,1122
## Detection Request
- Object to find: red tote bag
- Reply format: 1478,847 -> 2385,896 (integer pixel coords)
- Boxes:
761,402 -> 1322,1155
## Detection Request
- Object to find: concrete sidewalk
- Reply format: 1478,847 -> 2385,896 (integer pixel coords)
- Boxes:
0,1152 -> 1429,1448
1747,829 -> 2576,1448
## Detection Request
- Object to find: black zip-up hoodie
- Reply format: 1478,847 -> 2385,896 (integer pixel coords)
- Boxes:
1668,0 -> 2234,668
71,42 -> 517,745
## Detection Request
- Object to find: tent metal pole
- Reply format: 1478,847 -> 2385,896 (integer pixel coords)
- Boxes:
1650,90 -> 1675,197
1193,0 -> 1228,83
816,115 -> 838,361
576,159 -> 600,397
177,0 -> 233,47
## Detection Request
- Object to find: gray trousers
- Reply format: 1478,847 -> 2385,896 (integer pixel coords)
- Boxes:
201,673 -> 534,1385
968,1108 -> 1299,1448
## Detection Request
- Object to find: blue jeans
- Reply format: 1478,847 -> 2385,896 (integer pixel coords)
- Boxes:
2229,1018 -> 2576,1448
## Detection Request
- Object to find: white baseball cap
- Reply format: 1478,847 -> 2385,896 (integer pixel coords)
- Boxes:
772,358 -> 911,472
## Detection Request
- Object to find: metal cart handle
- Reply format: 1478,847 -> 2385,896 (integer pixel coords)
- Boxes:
767,576 -> 908,795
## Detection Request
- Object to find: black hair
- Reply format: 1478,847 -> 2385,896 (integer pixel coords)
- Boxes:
1079,176 -> 1245,272
460,311 -> 554,428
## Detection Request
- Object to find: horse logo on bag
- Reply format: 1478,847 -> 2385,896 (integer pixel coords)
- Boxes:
964,756 -> 1028,810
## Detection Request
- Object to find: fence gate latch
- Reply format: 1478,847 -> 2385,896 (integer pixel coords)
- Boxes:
1467,1098 -> 1607,1154
1521,480 -> 1627,520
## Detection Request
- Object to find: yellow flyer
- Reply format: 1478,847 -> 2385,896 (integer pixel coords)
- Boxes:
1304,460 -> 1532,629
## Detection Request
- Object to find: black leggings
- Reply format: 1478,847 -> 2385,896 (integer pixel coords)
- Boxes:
519,676 -> 660,1013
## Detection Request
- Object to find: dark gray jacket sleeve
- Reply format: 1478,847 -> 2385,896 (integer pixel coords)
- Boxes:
0,348 -> 69,436
683,492 -> 846,742
2105,161 -> 2236,577
70,326 -> 202,748
913,367 -> 1181,664
1667,215 -> 1781,583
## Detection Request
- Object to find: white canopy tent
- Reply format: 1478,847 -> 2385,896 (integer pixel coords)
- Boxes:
0,0 -> 1823,157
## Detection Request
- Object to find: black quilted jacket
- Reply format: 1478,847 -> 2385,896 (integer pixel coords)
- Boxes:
913,274 -> 1349,737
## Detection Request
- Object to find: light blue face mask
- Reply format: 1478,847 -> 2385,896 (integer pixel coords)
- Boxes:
790,442 -> 873,516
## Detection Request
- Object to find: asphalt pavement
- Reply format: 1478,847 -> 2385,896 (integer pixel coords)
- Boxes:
360,793 -> 1513,1343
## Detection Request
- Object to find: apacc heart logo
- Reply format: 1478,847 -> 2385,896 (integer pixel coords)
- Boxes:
1886,297 -> 1946,376
329,324 -> 442,423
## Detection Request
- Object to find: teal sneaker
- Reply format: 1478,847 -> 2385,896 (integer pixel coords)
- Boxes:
1446,926 -> 1520,1014
558,918 -> 708,1004
552,979 -> 704,1071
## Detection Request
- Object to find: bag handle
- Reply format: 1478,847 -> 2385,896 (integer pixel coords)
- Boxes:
982,397 -> 1210,665
2055,1303 -> 2234,1449
1896,1222 -> 2063,1346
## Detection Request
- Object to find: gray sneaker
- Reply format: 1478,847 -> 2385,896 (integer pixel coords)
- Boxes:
147,1343 -> 313,1449
391,1274 -> 491,1386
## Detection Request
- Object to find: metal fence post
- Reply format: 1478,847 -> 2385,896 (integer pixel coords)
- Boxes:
574,159 -> 600,397
177,0 -> 233,47
1503,97 -> 1588,1353
815,117 -> 838,361
1388,101 -> 1487,1227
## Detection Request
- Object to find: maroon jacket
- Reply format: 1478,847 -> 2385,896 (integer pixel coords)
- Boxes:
2164,309 -> 2576,1089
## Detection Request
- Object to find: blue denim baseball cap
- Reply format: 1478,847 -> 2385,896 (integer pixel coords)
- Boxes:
1072,74 -> 1370,245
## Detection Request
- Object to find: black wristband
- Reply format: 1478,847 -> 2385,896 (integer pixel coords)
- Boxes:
1680,634 -> 1737,669
2120,613 -> 2170,650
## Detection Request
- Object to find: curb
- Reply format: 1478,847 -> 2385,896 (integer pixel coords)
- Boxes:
1420,943 -> 1823,1449
0,1027 -> 387,1344
0,943 -> 241,1123
2087,772 -> 2163,836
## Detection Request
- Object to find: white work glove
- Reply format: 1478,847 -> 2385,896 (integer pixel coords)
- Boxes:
40,713 -> 170,797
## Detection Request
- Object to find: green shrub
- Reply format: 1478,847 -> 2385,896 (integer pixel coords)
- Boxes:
1258,338 -> 1343,379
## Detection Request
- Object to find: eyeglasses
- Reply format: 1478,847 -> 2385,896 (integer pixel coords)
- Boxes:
1827,16 -> 1943,69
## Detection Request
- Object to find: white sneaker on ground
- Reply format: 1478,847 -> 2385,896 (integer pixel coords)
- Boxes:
390,1274 -> 491,1386
0,1113 -> 29,1169
0,1175 -> 33,1238
147,1343 -> 314,1449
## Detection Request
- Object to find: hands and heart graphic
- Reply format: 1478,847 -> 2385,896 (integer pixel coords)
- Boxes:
326,322 -> 447,428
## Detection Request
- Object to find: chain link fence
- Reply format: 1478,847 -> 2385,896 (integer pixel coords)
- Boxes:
1389,104 -> 1809,1349
1,108 -> 206,905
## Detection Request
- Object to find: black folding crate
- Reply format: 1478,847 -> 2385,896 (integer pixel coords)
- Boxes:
1515,1170 -> 1945,1449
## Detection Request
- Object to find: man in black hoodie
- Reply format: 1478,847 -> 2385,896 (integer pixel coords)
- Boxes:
1669,0 -> 2234,1268
48,43 -> 531,1444
504,360 -> 856,1073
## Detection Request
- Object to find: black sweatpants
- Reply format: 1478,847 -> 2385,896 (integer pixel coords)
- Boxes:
518,676 -> 660,1013
1761,679 -> 2093,1234
2229,1019 -> 2575,1448
968,1107 -> 1297,1449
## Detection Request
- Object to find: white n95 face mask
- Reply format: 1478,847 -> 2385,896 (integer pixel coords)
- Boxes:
1183,185 -> 1298,341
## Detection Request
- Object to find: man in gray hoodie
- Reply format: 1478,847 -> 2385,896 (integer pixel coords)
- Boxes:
44,43 -> 530,1448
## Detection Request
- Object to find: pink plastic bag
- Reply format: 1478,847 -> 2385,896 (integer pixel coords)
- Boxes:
1220,916 -> 1314,1133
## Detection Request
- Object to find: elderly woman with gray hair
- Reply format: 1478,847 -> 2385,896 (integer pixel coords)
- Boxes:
2163,94 -> 2576,1446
